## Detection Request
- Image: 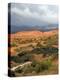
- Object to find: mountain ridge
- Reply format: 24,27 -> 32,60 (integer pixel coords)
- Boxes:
9,23 -> 58,33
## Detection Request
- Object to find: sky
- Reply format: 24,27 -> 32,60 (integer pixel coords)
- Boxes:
8,3 -> 58,28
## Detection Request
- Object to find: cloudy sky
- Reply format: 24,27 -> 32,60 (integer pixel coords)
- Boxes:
9,3 -> 58,27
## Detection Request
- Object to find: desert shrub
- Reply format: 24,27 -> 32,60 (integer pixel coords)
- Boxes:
40,59 -> 52,70
34,63 -> 42,73
15,48 -> 21,52
11,42 -> 17,47
31,59 -> 52,73
15,59 -> 52,74
11,56 -> 22,63
28,44 -> 34,48
32,48 -> 41,54
22,64 -> 33,73
11,52 -> 32,63
31,61 -> 37,67
32,46 -> 58,56
18,51 -> 32,61
18,51 -> 27,56
37,42 -> 43,48
52,53 -> 58,60
46,34 -> 58,46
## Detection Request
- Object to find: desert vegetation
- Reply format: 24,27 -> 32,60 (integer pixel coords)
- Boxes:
9,30 -> 58,76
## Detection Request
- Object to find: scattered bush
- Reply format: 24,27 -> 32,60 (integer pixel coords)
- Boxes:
11,42 -> 17,47
31,60 -> 52,73
15,48 -> 20,52
14,59 -> 52,74
32,46 -> 58,56
11,51 -> 32,63
40,59 -> 52,70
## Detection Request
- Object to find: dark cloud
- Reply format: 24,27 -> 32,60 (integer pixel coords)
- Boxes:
9,3 -> 58,27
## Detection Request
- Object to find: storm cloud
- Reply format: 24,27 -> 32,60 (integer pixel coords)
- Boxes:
8,3 -> 58,33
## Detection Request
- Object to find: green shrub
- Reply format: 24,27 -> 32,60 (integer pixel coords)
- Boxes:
11,42 -> 17,47
11,56 -> 22,63
31,59 -> 52,73
15,59 -> 52,74
40,59 -> 52,70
